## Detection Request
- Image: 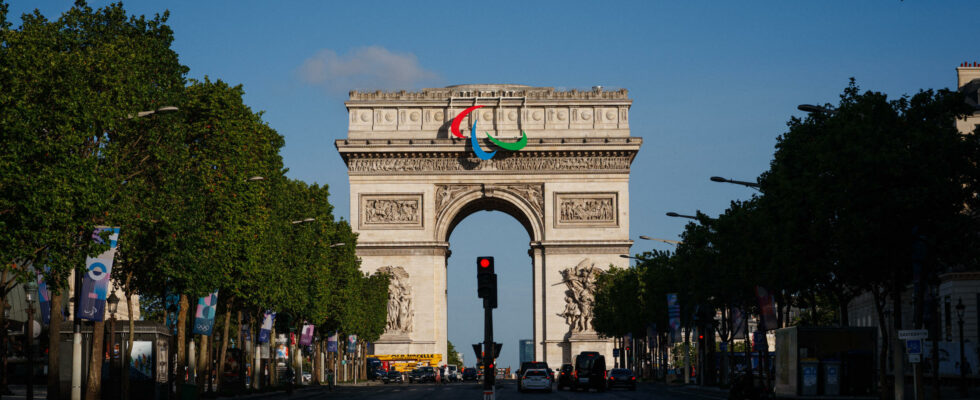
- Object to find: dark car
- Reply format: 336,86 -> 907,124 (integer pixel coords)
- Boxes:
573,351 -> 606,392
556,364 -> 574,390
366,357 -> 383,380
517,361 -> 549,391
382,369 -> 403,384
462,368 -> 478,381
606,368 -> 636,390
408,368 -> 422,383
415,366 -> 436,383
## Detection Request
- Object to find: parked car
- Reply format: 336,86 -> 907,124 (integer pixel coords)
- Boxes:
408,368 -> 423,383
572,351 -> 606,392
606,368 -> 636,391
366,357 -> 383,380
415,366 -> 436,383
519,369 -> 553,393
556,363 -> 574,390
382,369 -> 403,384
462,367 -> 478,381
517,361 -> 549,391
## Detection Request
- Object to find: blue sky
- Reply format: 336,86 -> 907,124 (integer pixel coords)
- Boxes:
11,0 -> 980,369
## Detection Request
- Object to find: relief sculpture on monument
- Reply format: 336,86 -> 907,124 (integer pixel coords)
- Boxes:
379,266 -> 414,335
557,258 -> 601,334
359,194 -> 423,229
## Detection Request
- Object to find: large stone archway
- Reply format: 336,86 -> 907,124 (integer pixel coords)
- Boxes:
335,84 -> 642,367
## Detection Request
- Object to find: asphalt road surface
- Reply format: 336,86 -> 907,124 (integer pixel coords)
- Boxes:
266,380 -> 728,400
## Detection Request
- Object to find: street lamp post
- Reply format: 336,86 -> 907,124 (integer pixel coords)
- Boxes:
956,298 -> 966,397
107,292 -> 119,399
709,176 -> 760,190
665,212 -> 698,220
638,235 -> 682,245
2,301 -> 11,396
25,280 -> 38,400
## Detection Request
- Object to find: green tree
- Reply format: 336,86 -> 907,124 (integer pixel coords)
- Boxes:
447,341 -> 463,366
1,2 -> 187,397
759,80 -> 980,397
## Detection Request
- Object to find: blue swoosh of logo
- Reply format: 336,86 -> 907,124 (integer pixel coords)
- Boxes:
469,117 -> 496,160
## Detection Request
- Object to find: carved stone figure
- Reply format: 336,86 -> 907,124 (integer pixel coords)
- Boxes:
435,184 -> 479,214
363,199 -> 420,224
378,266 -> 413,334
557,258 -> 600,333
499,183 -> 544,215
559,197 -> 614,222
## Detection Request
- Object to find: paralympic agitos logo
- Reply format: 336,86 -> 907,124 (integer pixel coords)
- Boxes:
450,105 -> 528,160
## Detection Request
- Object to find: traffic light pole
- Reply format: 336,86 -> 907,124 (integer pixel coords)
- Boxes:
483,298 -> 494,399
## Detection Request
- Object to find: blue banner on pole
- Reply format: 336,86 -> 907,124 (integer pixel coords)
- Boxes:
79,227 -> 120,321
667,293 -> 681,343
192,291 -> 219,336
36,267 -> 51,325
326,332 -> 338,353
257,311 -> 275,344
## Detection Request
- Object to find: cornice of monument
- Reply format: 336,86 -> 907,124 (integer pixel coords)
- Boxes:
346,84 -> 630,105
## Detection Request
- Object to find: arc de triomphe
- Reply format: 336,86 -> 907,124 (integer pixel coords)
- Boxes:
335,84 -> 641,367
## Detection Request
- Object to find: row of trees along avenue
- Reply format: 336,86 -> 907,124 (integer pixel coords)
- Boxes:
0,2 -> 389,399
593,79 -> 980,398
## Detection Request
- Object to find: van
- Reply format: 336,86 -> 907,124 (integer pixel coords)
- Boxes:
573,351 -> 606,391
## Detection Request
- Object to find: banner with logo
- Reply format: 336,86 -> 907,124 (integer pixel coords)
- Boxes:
299,324 -> 314,346
257,311 -> 275,344
667,293 -> 681,342
346,334 -> 357,353
755,286 -> 779,331
732,307 -> 747,338
326,332 -> 338,353
165,291 -> 179,333
79,227 -> 120,321
36,267 -> 52,325
192,291 -> 219,336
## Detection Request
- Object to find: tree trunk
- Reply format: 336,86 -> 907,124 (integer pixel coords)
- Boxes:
872,288 -> 889,399
216,300 -> 233,391
840,297 -> 850,327
269,325 -> 276,386
196,335 -> 209,389
177,294 -> 189,385
123,272 -> 134,400
47,291 -> 63,400
84,319 -> 105,400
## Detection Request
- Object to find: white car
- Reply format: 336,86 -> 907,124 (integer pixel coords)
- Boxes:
519,368 -> 552,392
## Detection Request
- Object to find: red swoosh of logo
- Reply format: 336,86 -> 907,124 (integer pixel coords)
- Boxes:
450,105 -> 484,138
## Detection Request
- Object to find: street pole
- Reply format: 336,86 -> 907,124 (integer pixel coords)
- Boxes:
27,302 -> 35,400
2,301 -> 11,397
71,270 -> 83,400
483,296 -> 494,399
956,299 -> 966,398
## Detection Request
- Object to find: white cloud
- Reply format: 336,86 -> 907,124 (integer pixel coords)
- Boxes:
298,46 -> 442,93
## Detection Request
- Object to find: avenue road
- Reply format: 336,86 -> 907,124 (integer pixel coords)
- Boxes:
260,381 -> 728,400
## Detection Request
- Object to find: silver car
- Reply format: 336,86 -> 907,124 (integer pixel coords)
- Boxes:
519,369 -> 553,393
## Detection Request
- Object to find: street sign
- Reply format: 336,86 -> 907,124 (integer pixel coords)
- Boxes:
897,329 -> 928,340
908,354 -> 921,363
906,339 -> 922,355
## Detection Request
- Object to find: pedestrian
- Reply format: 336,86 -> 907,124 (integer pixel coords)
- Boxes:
285,366 -> 295,395
327,368 -> 334,391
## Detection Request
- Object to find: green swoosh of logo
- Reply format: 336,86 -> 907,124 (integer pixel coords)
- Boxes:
486,130 -> 528,151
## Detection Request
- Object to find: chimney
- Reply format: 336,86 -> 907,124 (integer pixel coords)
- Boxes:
956,61 -> 980,88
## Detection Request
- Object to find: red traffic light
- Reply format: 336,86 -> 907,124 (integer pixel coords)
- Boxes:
698,334 -> 704,340
480,258 -> 490,268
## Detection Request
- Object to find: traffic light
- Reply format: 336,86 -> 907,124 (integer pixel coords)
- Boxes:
493,342 -> 503,358
476,256 -> 497,308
